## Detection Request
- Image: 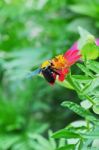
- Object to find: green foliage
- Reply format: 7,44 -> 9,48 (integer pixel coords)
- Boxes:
52,48 -> 99,149
78,27 -> 99,60
52,128 -> 81,139
0,0 -> 99,150
62,101 -> 98,124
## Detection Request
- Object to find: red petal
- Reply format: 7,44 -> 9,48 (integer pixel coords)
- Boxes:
67,55 -> 81,66
70,42 -> 78,50
64,49 -> 81,66
96,38 -> 99,46
64,49 -> 79,59
62,68 -> 69,75
58,74 -> 65,81
64,49 -> 74,58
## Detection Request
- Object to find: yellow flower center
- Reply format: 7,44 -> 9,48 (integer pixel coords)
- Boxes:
41,55 -> 68,70
52,55 -> 67,69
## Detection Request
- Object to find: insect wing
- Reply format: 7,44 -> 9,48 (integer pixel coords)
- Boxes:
26,68 -> 41,78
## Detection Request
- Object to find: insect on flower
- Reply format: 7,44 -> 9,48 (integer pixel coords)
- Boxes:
27,49 -> 81,85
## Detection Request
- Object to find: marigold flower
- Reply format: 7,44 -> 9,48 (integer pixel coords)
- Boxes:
27,49 -> 81,84
53,49 -> 81,82
39,49 -> 81,84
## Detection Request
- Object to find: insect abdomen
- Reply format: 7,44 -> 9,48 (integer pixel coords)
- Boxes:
42,68 -> 55,84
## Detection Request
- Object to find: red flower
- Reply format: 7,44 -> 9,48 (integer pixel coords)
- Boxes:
27,49 -> 81,84
54,49 -> 81,82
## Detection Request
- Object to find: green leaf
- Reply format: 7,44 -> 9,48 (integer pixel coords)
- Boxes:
78,27 -> 95,50
66,75 -> 81,93
69,4 -> 97,18
72,75 -> 93,83
77,27 -> 99,60
48,131 -> 57,149
52,129 -> 81,139
56,144 -> 75,150
29,134 -> 52,150
82,77 -> 99,95
93,105 -> 99,114
81,43 -> 99,60
57,80 -> 74,90
92,139 -> 99,147
61,101 -> 98,124
67,18 -> 95,34
82,130 -> 99,139
81,81 -> 92,94
58,138 -> 66,148
83,147 -> 99,150
87,60 -> 99,73
77,63 -> 94,78
0,134 -> 19,150
80,100 -> 92,109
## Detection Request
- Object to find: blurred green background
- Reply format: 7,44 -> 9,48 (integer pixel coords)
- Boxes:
0,0 -> 99,149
